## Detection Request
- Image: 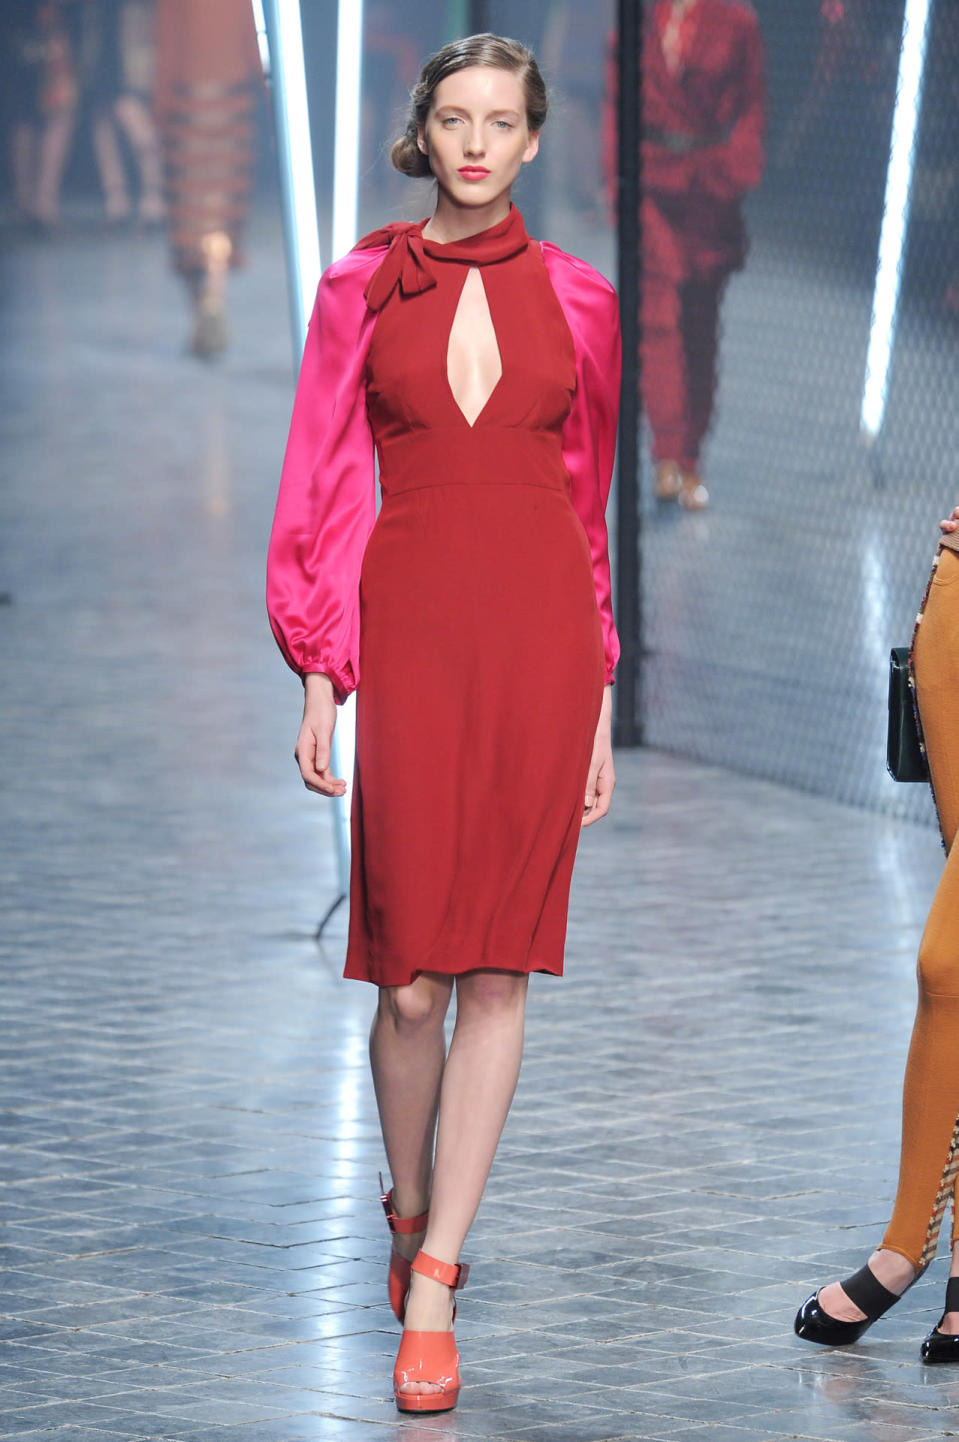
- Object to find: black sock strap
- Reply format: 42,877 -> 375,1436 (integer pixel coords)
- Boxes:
840,1264 -> 902,1320
945,1277 -> 959,1313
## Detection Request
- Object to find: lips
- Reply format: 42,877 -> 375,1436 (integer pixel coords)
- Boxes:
458,167 -> 490,178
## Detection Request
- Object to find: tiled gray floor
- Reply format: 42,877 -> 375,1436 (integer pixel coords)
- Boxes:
2,208 -> 959,1442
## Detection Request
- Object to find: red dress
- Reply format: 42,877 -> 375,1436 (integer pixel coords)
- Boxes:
267,206 -> 621,988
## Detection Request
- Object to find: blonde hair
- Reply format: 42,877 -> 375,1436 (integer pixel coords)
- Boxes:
390,33 -> 548,179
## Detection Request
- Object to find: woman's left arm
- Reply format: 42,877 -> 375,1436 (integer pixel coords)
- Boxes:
541,245 -> 623,688
541,247 -> 622,824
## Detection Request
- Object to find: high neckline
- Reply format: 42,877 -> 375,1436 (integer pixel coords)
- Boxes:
417,204 -> 528,264
359,205 -> 529,312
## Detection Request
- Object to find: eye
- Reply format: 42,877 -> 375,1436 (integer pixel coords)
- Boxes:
440,116 -> 462,127
494,120 -> 514,130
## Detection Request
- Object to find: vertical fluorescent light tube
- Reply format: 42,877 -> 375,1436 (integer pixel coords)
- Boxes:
329,0 -> 365,861
333,0 -> 364,261
262,0 -> 351,897
860,0 -> 931,444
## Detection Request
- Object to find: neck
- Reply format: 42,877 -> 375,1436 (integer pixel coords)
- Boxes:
422,191 -> 512,244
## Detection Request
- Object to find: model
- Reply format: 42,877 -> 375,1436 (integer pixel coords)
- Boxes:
795,508 -> 959,1363
641,0 -> 765,510
154,0 -> 261,357
267,34 -> 621,1413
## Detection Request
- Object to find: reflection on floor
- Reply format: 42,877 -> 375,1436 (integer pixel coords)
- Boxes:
0,211 -> 957,1440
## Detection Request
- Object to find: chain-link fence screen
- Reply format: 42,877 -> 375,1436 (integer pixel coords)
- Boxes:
639,0 -> 959,821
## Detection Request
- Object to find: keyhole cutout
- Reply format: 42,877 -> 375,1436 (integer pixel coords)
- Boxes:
446,267 -> 503,427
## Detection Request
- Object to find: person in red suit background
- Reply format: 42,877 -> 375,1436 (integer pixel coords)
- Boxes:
635,0 -> 765,510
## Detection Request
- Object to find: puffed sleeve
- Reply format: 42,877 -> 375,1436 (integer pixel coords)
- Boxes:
266,252 -> 381,702
541,243 -> 622,685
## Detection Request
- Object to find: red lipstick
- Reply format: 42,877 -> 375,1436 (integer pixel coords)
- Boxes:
458,166 -> 490,179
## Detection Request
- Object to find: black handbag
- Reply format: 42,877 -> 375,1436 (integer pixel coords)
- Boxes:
887,647 -> 928,783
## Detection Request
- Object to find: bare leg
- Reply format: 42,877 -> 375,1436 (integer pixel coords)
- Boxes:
113,96 -> 165,222
91,113 -> 131,220
370,973 -> 453,1254
400,969 -> 529,1396
34,107 -> 76,225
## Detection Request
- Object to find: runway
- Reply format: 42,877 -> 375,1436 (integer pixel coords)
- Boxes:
1,210 -> 957,1440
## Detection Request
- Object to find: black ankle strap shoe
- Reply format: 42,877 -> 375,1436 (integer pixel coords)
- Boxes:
794,1263 -> 905,1346
921,1277 -> 959,1364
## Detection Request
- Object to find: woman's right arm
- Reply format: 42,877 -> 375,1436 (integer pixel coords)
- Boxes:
266,261 -> 378,702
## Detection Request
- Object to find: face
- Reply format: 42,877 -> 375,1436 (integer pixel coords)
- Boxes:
418,66 -> 540,208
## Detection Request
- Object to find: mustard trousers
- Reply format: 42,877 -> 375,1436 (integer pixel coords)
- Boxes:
882,545 -> 959,1269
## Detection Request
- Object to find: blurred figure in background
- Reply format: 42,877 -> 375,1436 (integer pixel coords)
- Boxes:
640,0 -> 765,511
542,2 -> 610,225
2,0 -> 79,232
775,0 -> 896,173
82,0 -> 164,226
361,2 -> 419,212
154,0 -> 262,359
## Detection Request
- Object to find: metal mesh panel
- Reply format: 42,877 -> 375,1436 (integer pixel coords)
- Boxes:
639,0 -> 959,821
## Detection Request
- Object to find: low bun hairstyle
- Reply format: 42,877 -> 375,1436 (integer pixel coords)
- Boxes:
390,33 -> 549,179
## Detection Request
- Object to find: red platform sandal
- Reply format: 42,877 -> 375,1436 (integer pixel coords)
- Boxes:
380,1175 -> 429,1323
393,1250 -> 469,1414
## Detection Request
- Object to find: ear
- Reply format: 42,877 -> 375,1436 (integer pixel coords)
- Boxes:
522,130 -> 540,165
416,124 -> 428,155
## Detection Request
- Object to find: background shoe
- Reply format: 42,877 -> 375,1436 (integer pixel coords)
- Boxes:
679,472 -> 709,510
654,460 -> 683,500
921,1277 -> 959,1363
794,1262 -> 904,1345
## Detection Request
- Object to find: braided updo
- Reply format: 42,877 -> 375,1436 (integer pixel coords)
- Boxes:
390,33 -> 549,179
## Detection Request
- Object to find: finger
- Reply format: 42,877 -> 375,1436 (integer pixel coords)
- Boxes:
295,735 -> 345,796
304,775 -> 347,797
582,765 -> 615,828
581,760 -> 600,822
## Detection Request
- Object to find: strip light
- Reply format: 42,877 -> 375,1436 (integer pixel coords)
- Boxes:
328,0 -> 365,888
333,0 -> 365,261
260,0 -> 357,903
860,0 -> 932,444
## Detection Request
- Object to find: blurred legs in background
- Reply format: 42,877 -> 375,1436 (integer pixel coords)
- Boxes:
154,0 -> 261,359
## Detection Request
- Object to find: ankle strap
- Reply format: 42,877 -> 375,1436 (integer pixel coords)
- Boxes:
379,1176 -> 429,1236
946,1277 -> 959,1313
840,1263 -> 902,1320
411,1249 -> 469,1290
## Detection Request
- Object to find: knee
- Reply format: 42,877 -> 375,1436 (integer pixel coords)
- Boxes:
917,930 -> 959,999
456,969 -> 529,1016
378,978 -> 450,1034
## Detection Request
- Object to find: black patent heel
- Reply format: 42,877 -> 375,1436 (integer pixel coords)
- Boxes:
921,1277 -> 959,1364
794,1262 -> 914,1346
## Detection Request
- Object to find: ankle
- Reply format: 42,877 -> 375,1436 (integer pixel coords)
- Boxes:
869,1248 -> 917,1293
403,1270 -> 454,1331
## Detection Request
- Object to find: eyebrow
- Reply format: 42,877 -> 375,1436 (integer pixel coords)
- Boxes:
435,106 -> 522,120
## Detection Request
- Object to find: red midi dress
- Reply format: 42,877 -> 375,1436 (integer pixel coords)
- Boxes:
267,205 -> 621,988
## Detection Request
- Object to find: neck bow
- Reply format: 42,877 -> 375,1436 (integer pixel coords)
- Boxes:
359,205 -> 529,313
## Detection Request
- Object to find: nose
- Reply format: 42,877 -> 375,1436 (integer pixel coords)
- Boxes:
463,125 -> 485,157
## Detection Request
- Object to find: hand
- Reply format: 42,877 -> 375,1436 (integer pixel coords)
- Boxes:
940,506 -> 959,534
295,673 -> 346,797
582,686 -> 615,828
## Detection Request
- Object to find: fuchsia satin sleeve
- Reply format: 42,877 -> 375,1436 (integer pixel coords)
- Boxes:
266,247 -> 385,702
540,242 -> 622,685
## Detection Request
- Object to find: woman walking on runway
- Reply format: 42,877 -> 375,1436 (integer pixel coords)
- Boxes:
267,34 -> 621,1412
795,507 -> 959,1363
